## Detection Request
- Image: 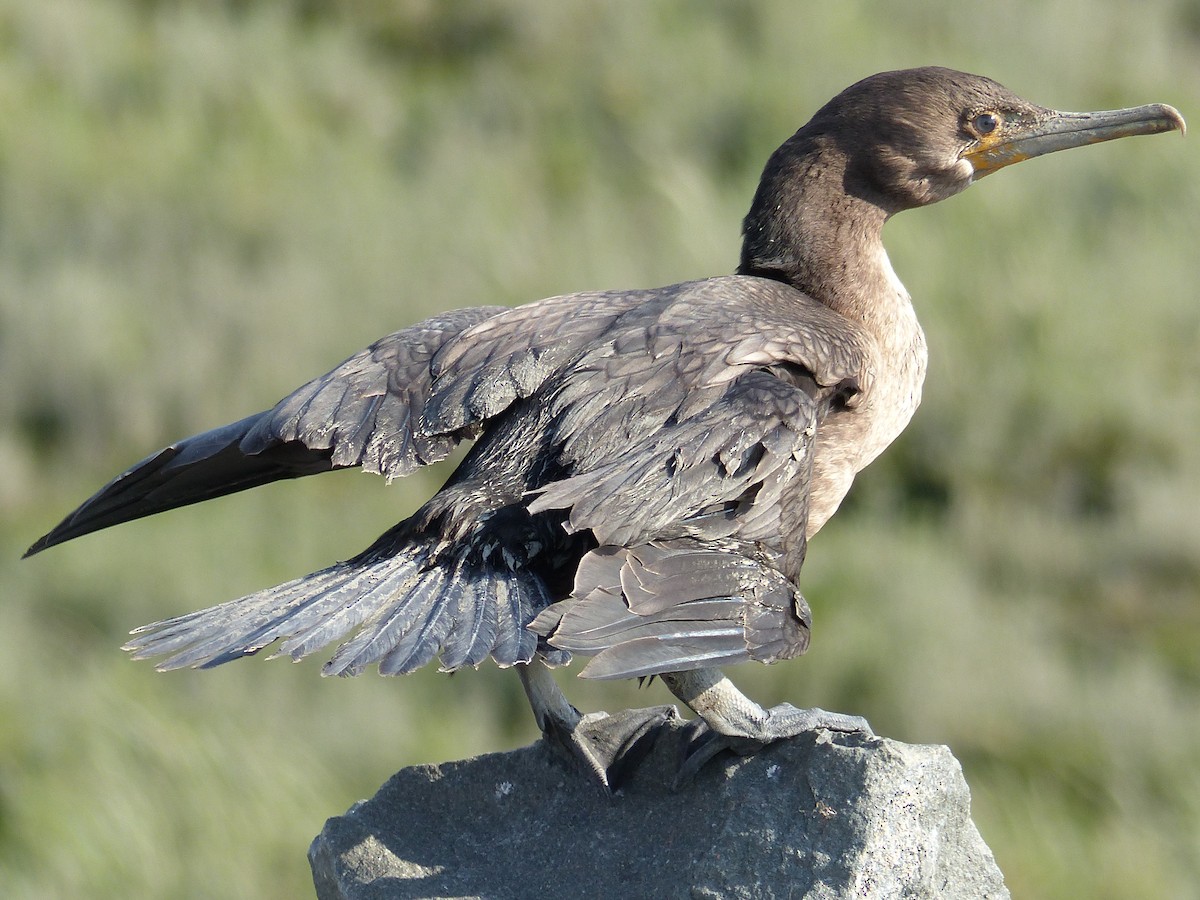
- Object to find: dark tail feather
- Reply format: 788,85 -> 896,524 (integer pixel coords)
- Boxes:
25,413 -> 335,556
123,540 -> 545,675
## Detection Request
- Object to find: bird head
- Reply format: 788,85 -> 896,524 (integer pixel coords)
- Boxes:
810,66 -> 1185,212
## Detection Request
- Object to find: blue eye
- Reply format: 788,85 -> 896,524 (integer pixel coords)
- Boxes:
972,112 -> 1000,135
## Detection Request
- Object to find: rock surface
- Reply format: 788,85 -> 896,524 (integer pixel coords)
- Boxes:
309,718 -> 1008,899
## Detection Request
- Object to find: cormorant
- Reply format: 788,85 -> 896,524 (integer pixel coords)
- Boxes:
26,67 -> 1184,787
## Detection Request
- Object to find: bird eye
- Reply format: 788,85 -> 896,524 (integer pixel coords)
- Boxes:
972,112 -> 1000,135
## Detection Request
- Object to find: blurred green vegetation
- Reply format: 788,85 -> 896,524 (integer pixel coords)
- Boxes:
2,0 -> 1198,896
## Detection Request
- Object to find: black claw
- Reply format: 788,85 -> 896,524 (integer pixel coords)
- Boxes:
673,718 -> 744,788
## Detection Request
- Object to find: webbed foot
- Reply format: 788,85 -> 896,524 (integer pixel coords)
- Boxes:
674,702 -> 872,786
518,660 -> 678,792
659,668 -> 874,786
546,704 -> 680,791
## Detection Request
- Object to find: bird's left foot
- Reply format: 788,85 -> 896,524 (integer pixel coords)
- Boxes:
675,703 -> 872,786
517,660 -> 679,792
545,704 -> 680,792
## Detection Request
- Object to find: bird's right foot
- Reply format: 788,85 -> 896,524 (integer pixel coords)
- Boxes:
674,703 -> 871,786
660,668 -> 873,786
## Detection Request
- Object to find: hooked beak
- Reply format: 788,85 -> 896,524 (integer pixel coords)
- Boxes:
966,103 -> 1186,177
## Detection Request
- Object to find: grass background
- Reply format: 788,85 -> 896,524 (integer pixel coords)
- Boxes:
3,0 -> 1198,896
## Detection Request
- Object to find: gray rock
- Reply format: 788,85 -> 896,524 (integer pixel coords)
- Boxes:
310,719 -> 1008,899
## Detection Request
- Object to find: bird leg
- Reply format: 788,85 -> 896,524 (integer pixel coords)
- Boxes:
517,660 -> 678,792
660,667 -> 872,785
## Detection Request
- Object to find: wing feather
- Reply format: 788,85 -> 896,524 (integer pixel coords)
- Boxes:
531,541 -> 812,680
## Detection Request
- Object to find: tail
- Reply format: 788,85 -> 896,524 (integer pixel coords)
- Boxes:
25,413 -> 332,557
123,533 -> 556,676
530,541 -> 811,680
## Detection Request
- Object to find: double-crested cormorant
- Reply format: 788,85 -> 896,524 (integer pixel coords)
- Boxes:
26,67 -> 1183,787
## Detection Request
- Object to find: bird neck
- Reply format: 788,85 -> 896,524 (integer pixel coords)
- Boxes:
738,135 -> 906,328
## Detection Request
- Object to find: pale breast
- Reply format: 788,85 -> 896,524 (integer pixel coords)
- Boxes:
805,268 -> 928,538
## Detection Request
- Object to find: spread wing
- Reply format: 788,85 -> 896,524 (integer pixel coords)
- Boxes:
26,273 -> 866,586
25,280 -> 666,556
29,272 -> 872,681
